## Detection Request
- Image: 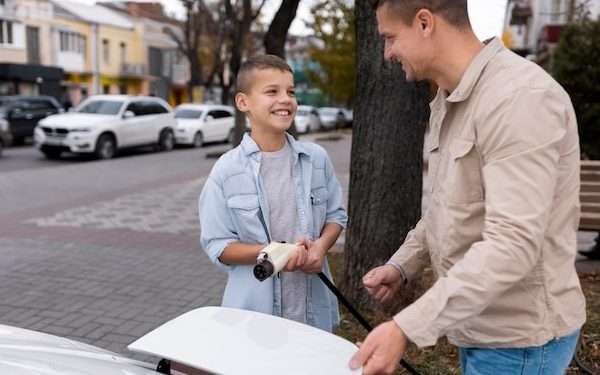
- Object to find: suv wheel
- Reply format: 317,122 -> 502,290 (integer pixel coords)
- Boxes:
193,132 -> 204,148
159,129 -> 174,152
95,134 -> 116,160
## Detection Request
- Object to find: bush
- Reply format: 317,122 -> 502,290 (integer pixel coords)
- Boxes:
553,18 -> 600,159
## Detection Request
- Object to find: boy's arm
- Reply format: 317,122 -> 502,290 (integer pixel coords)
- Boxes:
199,176 -> 242,270
218,243 -> 264,265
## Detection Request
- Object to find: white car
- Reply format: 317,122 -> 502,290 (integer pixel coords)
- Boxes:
0,307 -> 361,375
174,104 -> 235,147
318,107 -> 346,130
34,95 -> 176,160
295,105 -> 321,134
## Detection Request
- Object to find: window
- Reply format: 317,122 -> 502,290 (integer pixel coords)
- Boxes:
0,19 -> 14,45
77,100 -> 123,115
119,42 -> 126,64
102,39 -> 109,63
142,101 -> 168,115
209,110 -> 233,119
58,31 -> 86,54
175,109 -> 203,119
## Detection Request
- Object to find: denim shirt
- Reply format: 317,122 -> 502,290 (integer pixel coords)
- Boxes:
198,133 -> 348,331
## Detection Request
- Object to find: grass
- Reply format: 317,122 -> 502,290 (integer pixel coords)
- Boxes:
328,252 -> 600,374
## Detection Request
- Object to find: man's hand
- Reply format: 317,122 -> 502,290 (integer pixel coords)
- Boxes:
363,265 -> 404,303
349,321 -> 408,375
300,239 -> 328,273
283,243 -> 308,271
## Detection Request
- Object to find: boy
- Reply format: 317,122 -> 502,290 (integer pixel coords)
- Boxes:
198,55 -> 348,332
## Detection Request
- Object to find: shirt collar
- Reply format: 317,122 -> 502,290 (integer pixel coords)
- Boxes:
446,37 -> 505,103
240,132 -> 309,158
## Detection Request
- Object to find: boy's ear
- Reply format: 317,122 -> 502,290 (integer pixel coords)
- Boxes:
235,92 -> 249,113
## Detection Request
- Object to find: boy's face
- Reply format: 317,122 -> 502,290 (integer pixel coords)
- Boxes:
236,69 -> 297,134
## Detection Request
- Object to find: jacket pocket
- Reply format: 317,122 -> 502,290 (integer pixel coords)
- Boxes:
310,187 -> 328,237
226,194 -> 266,243
447,139 -> 484,204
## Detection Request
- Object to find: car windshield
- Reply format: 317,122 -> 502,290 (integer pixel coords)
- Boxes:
320,108 -> 339,115
296,109 -> 310,116
175,109 -> 204,119
76,100 -> 123,115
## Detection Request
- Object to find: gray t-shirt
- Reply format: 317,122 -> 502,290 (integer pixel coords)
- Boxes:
260,141 -> 308,324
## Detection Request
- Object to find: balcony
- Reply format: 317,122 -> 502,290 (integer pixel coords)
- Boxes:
120,63 -> 147,77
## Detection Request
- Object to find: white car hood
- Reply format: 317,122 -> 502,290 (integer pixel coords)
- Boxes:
40,113 -> 119,129
0,325 -> 159,375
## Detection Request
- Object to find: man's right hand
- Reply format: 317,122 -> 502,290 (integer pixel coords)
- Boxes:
363,265 -> 404,303
283,243 -> 308,272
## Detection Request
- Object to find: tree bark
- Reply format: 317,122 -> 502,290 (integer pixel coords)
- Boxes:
264,0 -> 300,58
342,0 -> 430,311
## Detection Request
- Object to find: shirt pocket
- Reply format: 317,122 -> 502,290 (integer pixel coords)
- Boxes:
447,139 -> 484,204
310,187 -> 328,237
226,194 -> 266,243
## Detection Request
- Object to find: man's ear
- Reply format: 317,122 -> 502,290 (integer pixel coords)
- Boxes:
415,9 -> 434,36
235,92 -> 249,113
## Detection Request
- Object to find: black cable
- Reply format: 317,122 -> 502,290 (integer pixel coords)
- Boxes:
317,272 -> 422,375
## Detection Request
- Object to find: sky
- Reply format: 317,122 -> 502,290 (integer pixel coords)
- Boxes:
67,0 -> 509,41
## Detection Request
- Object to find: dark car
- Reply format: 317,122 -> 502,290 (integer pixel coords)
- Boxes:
0,96 -> 63,144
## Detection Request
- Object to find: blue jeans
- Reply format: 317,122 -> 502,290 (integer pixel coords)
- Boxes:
459,331 -> 579,375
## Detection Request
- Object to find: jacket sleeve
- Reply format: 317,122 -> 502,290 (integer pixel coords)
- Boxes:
389,217 -> 429,283
198,176 -> 239,271
394,87 -> 570,347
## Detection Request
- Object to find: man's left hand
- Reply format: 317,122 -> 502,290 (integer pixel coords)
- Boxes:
349,320 -> 408,375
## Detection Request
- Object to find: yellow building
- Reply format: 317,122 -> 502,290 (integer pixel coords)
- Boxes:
50,0 -> 149,105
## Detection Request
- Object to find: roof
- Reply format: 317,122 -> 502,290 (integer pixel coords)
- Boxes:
51,0 -> 134,29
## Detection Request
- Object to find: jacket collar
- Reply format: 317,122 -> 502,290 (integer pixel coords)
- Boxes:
446,37 -> 504,103
240,132 -> 310,159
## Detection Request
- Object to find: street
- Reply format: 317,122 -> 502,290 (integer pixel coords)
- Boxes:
0,133 -> 350,363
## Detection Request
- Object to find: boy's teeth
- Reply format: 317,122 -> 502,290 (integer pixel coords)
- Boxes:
275,111 -> 289,116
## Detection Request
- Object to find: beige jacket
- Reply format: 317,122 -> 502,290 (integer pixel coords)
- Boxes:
391,38 -> 586,348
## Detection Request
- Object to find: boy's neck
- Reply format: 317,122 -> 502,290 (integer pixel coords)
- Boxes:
250,129 -> 287,152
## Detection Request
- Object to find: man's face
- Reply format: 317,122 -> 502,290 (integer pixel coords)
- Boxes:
238,69 -> 297,133
376,4 -> 430,81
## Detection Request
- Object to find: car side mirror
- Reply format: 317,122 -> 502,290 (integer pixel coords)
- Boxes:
205,115 -> 214,123
123,110 -> 135,119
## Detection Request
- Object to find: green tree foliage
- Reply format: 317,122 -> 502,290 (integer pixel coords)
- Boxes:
553,18 -> 600,159
308,0 -> 356,106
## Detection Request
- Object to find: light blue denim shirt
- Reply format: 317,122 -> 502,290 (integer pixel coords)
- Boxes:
198,133 -> 348,332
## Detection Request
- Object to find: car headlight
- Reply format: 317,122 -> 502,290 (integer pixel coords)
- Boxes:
70,128 -> 91,132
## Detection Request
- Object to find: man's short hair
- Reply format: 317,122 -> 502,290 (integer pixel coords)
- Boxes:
369,0 -> 470,28
236,54 -> 294,94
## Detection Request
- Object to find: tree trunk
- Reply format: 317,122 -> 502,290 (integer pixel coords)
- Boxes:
264,0 -> 300,58
342,0 -> 430,311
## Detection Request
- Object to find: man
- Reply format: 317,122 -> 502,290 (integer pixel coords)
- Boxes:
349,1 -> 586,374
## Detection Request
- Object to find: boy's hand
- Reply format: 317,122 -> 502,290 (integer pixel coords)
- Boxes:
283,243 -> 308,272
363,265 -> 404,304
300,239 -> 328,273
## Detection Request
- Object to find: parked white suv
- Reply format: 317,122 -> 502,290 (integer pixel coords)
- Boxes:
174,104 -> 235,147
34,95 -> 176,160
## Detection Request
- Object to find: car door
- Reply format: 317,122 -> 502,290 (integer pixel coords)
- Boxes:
215,110 -> 234,141
203,110 -> 220,142
6,101 -> 31,140
119,101 -> 148,147
146,101 -> 170,144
